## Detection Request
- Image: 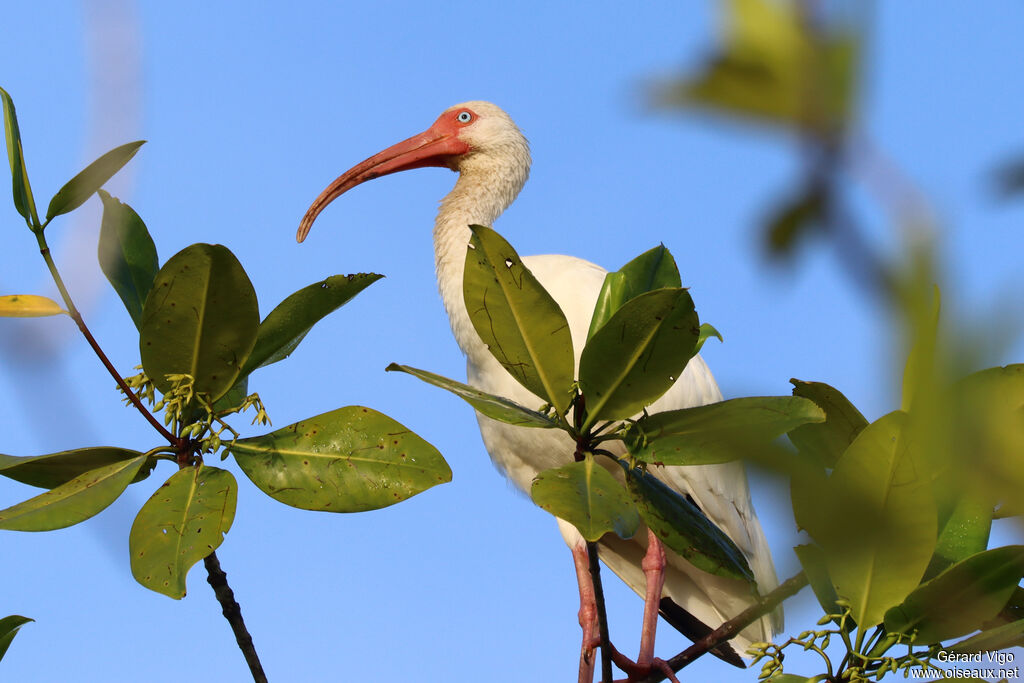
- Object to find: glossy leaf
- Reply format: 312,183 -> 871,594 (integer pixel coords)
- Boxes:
242,273 -> 382,374
579,288 -> 699,427
464,225 -> 574,413
140,243 -> 259,401
787,379 -> 868,468
45,141 -> 144,220
0,456 -> 146,531
884,546 -> 1024,644
627,396 -> 824,466
0,615 -> 32,663
694,322 -> 723,354
230,406 -> 450,512
0,86 -> 37,224
0,294 -> 63,317
822,411 -> 937,628
952,617 -> 1024,654
130,465 -> 237,599
386,363 -> 558,429
0,446 -> 152,489
587,245 -> 681,340
531,458 -> 639,542
626,468 -> 753,583
97,190 -> 158,329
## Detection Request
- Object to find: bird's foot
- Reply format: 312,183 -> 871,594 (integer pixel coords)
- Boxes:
600,641 -> 679,683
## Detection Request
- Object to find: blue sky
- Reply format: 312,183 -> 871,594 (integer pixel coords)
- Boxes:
2,2 -> 1023,681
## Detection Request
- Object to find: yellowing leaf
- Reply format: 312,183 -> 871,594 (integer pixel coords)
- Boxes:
0,295 -> 64,318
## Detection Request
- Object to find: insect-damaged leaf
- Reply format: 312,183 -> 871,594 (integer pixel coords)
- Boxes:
130,465 -> 237,599
531,458 -> 639,542
463,225 -> 574,414
229,406 -> 450,512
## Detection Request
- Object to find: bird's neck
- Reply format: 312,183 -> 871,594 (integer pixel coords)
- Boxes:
433,167 -> 523,361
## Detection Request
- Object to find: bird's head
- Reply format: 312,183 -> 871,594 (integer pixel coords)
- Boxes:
297,100 -> 530,242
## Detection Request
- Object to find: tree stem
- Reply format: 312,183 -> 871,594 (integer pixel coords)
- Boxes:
586,541 -> 614,683
204,551 -> 268,683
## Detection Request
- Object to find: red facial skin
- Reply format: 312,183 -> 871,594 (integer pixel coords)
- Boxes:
297,107 -> 477,242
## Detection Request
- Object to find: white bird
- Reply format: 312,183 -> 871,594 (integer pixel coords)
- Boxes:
298,101 -> 780,681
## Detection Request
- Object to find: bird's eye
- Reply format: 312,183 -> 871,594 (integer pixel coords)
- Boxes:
457,111 -> 473,123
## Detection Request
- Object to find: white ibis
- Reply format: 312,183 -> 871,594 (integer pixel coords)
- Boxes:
298,101 -> 781,681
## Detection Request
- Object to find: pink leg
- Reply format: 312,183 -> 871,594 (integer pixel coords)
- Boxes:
637,528 -> 667,668
572,541 -> 599,683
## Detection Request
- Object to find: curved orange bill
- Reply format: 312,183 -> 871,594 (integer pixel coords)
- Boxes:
296,118 -> 469,242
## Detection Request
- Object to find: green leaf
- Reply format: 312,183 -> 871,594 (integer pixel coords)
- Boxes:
140,243 -> 259,401
884,546 -> 1024,644
97,190 -> 159,330
45,141 -> 144,220
0,87 -> 38,224
242,273 -> 382,374
626,467 -> 753,583
129,465 -> 237,599
693,322 -> 723,355
0,294 -> 64,317
627,396 -> 824,466
0,615 -> 32,663
787,379 -> 868,468
230,406 -> 450,512
763,183 -> 827,258
578,288 -> 699,427
651,0 -> 859,132
463,225 -> 574,413
952,617 -> 1024,654
385,363 -> 558,429
587,245 -> 681,340
767,676 -> 811,683
925,493 -> 992,580
0,456 -> 146,531
793,544 -> 844,623
820,411 -> 937,629
530,458 -> 639,542
0,446 -> 151,489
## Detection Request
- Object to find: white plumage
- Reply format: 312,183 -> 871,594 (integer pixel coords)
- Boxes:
299,100 -> 780,666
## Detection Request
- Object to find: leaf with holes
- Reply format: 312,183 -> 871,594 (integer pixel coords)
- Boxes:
626,467 -> 753,583
579,288 -> 699,427
0,294 -> 63,317
626,396 -> 824,466
463,225 -> 574,413
140,243 -> 259,401
0,86 -> 38,223
386,363 -> 558,428
0,456 -> 146,531
46,141 -> 144,220
531,458 -> 639,542
0,446 -> 153,489
242,273 -> 382,374
229,406 -> 450,512
129,465 -> 237,599
587,244 -> 681,340
97,191 -> 159,329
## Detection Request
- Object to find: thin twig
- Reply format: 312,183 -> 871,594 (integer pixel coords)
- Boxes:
586,541 -> 614,683
634,571 -> 809,683
34,233 -> 180,446
204,551 -> 268,683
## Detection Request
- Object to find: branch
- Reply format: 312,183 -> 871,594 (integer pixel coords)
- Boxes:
634,571 -> 809,683
587,541 -> 614,683
204,551 -> 268,683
